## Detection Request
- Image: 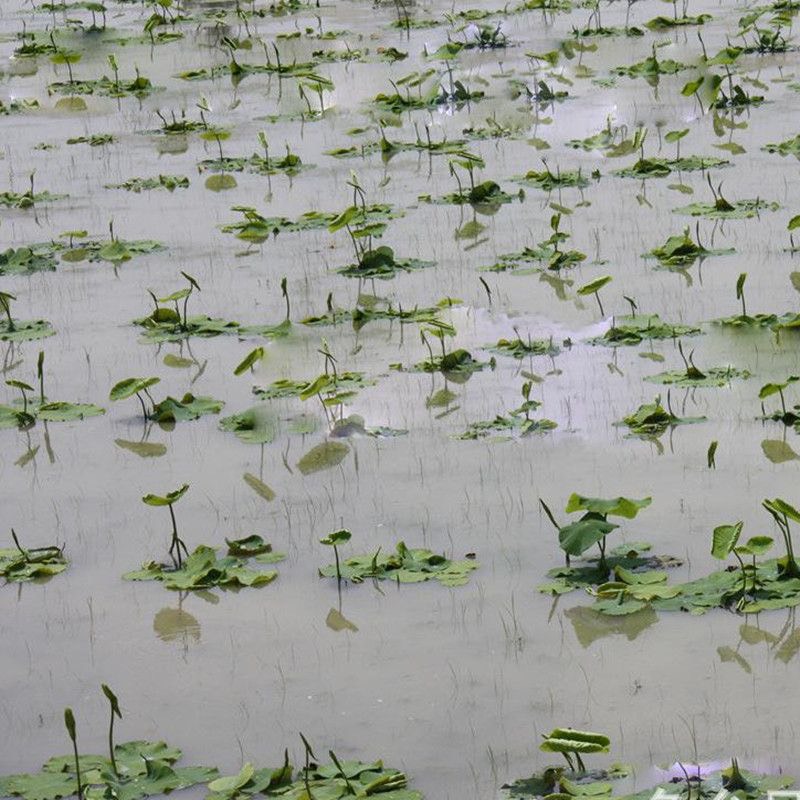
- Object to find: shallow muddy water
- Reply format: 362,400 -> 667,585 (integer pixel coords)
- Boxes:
2,0 -> 800,797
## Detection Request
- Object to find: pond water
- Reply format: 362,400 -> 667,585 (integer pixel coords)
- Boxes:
2,0 -> 800,797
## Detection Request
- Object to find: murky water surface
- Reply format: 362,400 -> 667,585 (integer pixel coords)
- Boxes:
2,0 -> 800,796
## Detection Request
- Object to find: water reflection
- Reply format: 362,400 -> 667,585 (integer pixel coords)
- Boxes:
718,610 -> 800,673
565,603 -> 659,648
154,593 -> 202,651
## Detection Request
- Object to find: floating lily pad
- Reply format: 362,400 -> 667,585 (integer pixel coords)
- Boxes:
123,544 -> 279,590
149,394 -> 223,423
254,372 -> 373,401
0,247 -> 58,275
614,155 -> 728,178
35,402 -> 105,422
0,319 -> 55,342
320,540 -> 478,587
588,314 -> 701,346
0,542 -> 68,583
105,175 -> 189,192
4,740 -> 217,800
0,190 -> 66,209
617,397 -> 706,437
487,337 -> 559,359
221,204 -> 402,244
764,134 -> 800,157
645,229 -> 733,266
513,168 -> 592,190
645,365 -> 749,387
673,198 -> 780,219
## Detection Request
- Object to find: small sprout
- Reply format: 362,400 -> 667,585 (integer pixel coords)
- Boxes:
664,128 -> 689,159
109,376 -> 161,421
7,378 -> 34,415
320,529 -> 351,582
37,351 -> 45,403
142,483 -> 190,569
707,440 -> 718,468
577,275 -> 612,317
234,347 -> 265,376
735,273 -> 747,317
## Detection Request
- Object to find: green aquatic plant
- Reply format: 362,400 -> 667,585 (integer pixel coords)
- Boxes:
645,342 -> 749,387
0,355 -> 103,429
759,377 -> 800,425
483,216 -> 586,274
539,728 -> 610,773
432,153 -> 521,209
124,542 -> 283,590
0,243 -> 57,274
488,333 -> 559,359
105,175 -> 189,192
142,484 -> 190,569
577,275 -> 612,317
330,174 -> 434,279
319,540 -> 478,587
674,176 -> 780,219
100,685 -> 122,776
645,226 -> 732,266
48,64 -> 158,97
234,347 -> 265,376
134,275 -> 288,342
513,163 -> 592,191
503,752 -> 793,799
199,134 -> 307,177
762,498 -> 800,579
254,371 -> 373,402
0,292 -> 55,342
0,174 -> 65,209
0,529 -> 68,582
457,381 -> 556,440
320,529 -> 351,583
540,494 -> 652,570
221,203 -> 402,243
539,497 -> 800,615
713,273 -> 787,327
618,395 -> 705,438
149,394 -> 224,424
613,44 -> 688,84
109,376 -> 161,421
588,314 -> 701,347
1,732 -> 217,799
67,134 -> 114,147
64,709 -> 82,800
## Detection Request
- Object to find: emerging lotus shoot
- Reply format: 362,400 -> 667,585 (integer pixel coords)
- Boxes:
64,708 -> 82,800
101,684 -> 122,775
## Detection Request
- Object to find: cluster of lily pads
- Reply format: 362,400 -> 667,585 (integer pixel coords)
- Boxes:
0,687 -> 423,800
538,494 -> 800,616
5,0 -> 800,790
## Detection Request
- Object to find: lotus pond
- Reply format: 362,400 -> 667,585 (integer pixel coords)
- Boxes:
3,0 -> 800,797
